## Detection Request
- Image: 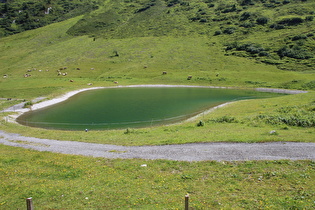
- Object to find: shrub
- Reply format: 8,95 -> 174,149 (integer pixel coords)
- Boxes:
124,128 -> 136,134
256,17 -> 268,25
256,114 -> 315,127
23,101 -> 33,108
166,0 -> 181,7
223,27 -> 236,34
253,103 -> 315,127
190,16 -> 201,22
264,3 -> 276,8
240,12 -> 252,21
283,0 -> 291,4
292,34 -> 307,41
246,45 -> 265,54
240,22 -> 255,28
277,17 -> 304,26
214,30 -> 222,36
134,3 -> 155,13
199,18 -> 208,23
225,42 -> 269,56
209,116 -> 238,123
240,43 -> 264,53
196,120 -> 205,127
277,45 -> 313,59
269,23 -> 285,30
225,42 -> 238,50
302,81 -> 315,90
222,5 -> 237,13
258,51 -> 269,56
240,0 -> 256,6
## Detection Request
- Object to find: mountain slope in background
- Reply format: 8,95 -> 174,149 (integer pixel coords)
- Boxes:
0,0 -> 99,36
0,0 -> 315,100
67,0 -> 315,72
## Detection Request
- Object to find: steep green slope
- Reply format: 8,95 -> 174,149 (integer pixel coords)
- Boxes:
0,0 -> 99,37
0,0 -> 314,101
1,2 -> 315,209
67,0 -> 315,72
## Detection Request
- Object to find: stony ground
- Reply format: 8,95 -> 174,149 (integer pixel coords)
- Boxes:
1,130 -> 314,161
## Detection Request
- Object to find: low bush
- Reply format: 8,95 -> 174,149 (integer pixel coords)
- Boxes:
196,120 -> 205,127
240,12 -> 253,21
135,2 -> 155,13
255,114 -> 315,127
269,23 -> 285,30
277,45 -> 313,59
277,17 -> 304,26
305,16 -> 314,21
302,81 -> 315,90
292,34 -> 307,41
240,0 -> 257,6
214,30 -> 222,35
225,42 -> 268,56
256,16 -> 269,25
223,27 -> 236,34
208,116 -> 238,123
253,102 -> 315,127
23,101 -> 33,108
240,22 -> 255,28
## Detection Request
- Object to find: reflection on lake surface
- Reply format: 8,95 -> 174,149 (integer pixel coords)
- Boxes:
17,87 -> 285,130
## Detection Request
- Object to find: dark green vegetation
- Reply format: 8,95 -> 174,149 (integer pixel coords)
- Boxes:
252,101 -> 315,127
0,0 -> 99,37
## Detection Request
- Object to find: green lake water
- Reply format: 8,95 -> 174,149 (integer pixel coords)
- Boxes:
17,87 -> 284,130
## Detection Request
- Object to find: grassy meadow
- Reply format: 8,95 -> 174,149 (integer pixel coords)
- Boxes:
1,144 -> 315,209
1,0 -> 315,209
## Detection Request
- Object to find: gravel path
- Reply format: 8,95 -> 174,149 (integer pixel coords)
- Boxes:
1,86 -> 313,162
1,130 -> 314,161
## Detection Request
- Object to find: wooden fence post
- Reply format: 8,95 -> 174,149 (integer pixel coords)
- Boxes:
185,194 -> 189,210
26,197 -> 34,210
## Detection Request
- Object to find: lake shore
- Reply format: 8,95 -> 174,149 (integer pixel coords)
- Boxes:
4,85 -> 307,124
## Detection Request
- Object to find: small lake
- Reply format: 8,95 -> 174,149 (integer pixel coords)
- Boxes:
17,87 -> 285,130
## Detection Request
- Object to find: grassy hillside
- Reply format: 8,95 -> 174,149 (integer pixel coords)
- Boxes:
1,144 -> 315,209
0,0 -> 314,100
0,0 -> 99,37
0,0 -> 314,131
1,1 -> 315,209
68,0 -> 315,72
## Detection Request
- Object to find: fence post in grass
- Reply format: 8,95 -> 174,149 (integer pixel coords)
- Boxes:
185,194 -> 189,210
26,197 -> 33,210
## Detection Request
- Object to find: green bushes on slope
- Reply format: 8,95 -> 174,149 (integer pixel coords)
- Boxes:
0,0 -> 99,37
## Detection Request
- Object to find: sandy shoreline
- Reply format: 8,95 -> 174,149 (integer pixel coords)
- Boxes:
4,85 -> 308,124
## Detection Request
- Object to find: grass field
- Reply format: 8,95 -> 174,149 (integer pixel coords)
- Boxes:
1,144 -> 315,209
1,0 -> 315,208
